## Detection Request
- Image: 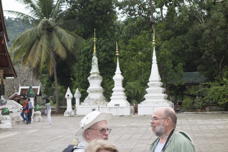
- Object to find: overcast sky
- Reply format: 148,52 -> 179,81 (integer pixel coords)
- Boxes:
2,0 -> 29,16
2,0 -> 126,20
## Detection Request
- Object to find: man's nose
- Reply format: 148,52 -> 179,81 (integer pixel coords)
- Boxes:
104,130 -> 110,135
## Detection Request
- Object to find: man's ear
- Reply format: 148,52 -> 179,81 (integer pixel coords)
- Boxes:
83,130 -> 90,140
165,117 -> 171,126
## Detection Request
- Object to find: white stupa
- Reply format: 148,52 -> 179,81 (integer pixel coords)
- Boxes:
107,42 -> 130,115
64,87 -> 74,116
82,30 -> 107,106
138,28 -> 173,115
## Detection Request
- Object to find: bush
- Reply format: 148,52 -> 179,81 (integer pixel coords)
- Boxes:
34,104 -> 41,111
182,97 -> 194,111
200,81 -> 228,110
1,107 -> 10,115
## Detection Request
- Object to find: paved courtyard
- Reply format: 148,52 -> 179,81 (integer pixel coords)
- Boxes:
0,113 -> 228,152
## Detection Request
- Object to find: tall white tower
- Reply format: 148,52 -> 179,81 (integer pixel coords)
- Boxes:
83,29 -> 107,105
108,42 -> 130,107
138,27 -> 173,115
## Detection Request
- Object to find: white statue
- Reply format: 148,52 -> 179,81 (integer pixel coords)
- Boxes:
64,87 -> 74,116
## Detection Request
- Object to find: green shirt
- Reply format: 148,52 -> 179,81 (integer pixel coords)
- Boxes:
150,130 -> 196,152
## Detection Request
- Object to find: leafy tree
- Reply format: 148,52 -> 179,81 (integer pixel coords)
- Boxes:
120,31 -> 152,103
192,80 -> 228,110
204,81 -> 228,109
65,0 -> 117,39
10,0 -> 83,112
197,1 -> 228,81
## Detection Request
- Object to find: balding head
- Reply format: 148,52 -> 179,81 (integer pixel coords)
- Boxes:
154,107 -> 177,128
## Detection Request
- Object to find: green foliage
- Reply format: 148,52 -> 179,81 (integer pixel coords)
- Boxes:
201,81 -> 228,108
118,0 -> 155,20
5,17 -> 32,46
119,30 -> 152,103
10,0 -> 84,112
1,107 -> 10,115
65,0 -> 117,39
12,18 -> 81,76
197,2 -> 228,80
125,81 -> 145,104
182,97 -> 194,111
34,104 -> 41,111
182,80 -> 228,111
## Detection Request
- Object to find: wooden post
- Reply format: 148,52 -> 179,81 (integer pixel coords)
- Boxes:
0,69 -> 4,96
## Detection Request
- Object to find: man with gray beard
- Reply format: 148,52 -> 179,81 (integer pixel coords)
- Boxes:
150,107 -> 195,152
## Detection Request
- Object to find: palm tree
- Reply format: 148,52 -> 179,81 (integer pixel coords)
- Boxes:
10,0 -> 83,112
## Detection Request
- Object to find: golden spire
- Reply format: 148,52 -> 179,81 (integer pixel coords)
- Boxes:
93,28 -> 96,54
116,41 -> 119,56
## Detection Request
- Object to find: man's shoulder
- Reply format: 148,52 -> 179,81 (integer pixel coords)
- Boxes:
73,148 -> 84,152
150,137 -> 159,151
168,130 -> 196,152
63,145 -> 84,152
173,130 -> 193,142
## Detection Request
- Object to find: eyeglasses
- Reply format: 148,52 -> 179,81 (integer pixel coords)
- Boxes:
88,128 -> 112,134
151,117 -> 167,121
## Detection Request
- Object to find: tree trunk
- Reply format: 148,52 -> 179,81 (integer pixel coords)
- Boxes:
53,64 -> 60,113
160,7 -> 164,20
51,52 -> 60,113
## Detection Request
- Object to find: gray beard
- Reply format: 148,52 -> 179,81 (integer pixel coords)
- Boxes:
154,125 -> 165,137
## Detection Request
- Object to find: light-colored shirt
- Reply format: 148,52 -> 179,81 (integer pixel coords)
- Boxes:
155,142 -> 165,152
73,140 -> 88,152
46,103 -> 51,111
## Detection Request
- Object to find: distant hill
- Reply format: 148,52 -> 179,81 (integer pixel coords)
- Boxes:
5,17 -> 31,46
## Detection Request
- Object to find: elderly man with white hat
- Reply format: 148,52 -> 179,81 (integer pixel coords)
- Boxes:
63,111 -> 112,152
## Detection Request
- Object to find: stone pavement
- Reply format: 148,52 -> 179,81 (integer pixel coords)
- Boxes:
0,113 -> 228,152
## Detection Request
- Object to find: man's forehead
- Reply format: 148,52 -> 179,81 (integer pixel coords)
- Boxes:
152,110 -> 164,117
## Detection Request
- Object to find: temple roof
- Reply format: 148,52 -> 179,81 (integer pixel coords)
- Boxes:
168,72 -> 207,85
182,72 -> 207,84
9,86 -> 41,101
0,0 -> 16,78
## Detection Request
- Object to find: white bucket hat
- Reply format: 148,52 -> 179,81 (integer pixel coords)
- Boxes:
76,111 -> 112,136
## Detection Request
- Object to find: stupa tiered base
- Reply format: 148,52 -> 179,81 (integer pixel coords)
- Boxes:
76,105 -> 131,115
64,110 -> 74,116
107,99 -> 130,115
106,106 -> 130,116
138,101 -> 173,115
0,115 -> 12,128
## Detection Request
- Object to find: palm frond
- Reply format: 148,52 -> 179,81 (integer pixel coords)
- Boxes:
12,0 -> 83,78
26,37 -> 48,68
22,40 -> 40,66
50,0 -> 65,19
39,34 -> 50,71
51,31 -> 67,59
15,0 -> 41,20
37,0 -> 54,19
55,26 -> 76,51
39,33 -> 50,56
12,27 -> 39,61
16,0 -> 36,6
